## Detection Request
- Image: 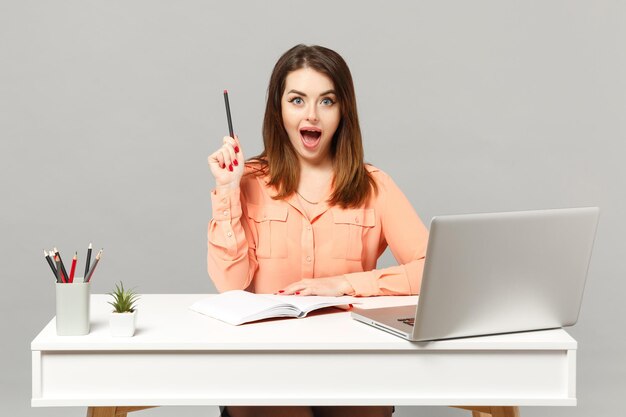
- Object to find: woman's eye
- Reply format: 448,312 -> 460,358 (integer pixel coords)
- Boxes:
289,97 -> 303,105
321,98 -> 335,105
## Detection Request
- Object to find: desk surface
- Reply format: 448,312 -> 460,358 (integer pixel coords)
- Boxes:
31,294 -> 576,350
31,295 -> 578,407
32,294 -> 576,351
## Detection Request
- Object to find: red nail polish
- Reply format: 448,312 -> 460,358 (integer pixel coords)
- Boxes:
233,159 -> 238,166
221,163 -> 226,169
278,290 -> 284,293
228,164 -> 233,171
234,146 -> 240,153
295,291 -> 300,295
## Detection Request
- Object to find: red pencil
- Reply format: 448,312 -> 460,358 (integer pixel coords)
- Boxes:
69,252 -> 77,283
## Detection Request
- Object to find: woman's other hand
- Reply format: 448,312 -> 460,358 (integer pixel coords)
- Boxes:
208,135 -> 244,190
278,277 -> 355,297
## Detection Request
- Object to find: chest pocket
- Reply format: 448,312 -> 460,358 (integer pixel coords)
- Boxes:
331,208 -> 376,261
246,204 -> 289,259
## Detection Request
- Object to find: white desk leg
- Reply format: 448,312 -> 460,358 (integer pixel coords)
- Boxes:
86,406 -> 156,417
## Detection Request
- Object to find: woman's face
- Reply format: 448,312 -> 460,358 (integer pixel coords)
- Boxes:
281,67 -> 341,167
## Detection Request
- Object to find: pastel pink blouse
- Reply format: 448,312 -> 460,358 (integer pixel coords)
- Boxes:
207,164 -> 429,296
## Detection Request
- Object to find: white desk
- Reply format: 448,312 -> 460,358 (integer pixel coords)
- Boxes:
31,295 -> 577,417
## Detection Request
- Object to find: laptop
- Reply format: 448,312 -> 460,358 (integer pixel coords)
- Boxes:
351,207 -> 599,341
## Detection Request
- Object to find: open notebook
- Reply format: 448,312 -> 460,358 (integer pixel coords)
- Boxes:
190,290 -> 359,325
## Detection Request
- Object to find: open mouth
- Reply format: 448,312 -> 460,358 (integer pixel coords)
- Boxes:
299,127 -> 322,149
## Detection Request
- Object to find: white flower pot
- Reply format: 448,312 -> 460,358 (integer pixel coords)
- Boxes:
109,310 -> 137,337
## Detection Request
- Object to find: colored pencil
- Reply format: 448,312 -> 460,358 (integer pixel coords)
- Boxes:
85,249 -> 102,283
44,250 -> 58,282
84,243 -> 92,279
54,254 -> 64,283
69,252 -> 77,283
53,247 -> 69,283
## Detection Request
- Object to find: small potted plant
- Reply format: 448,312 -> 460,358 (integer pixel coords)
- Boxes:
108,282 -> 140,337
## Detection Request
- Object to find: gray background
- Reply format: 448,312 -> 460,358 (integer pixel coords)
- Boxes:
1,1 -> 624,416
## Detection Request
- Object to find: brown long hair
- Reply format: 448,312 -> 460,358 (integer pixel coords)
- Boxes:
249,44 -> 376,208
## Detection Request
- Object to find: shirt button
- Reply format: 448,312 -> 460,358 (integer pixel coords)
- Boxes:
223,210 -> 229,216
306,256 -> 311,262
221,198 -> 227,204
306,225 -> 311,230
355,217 -> 360,224
226,231 -> 232,237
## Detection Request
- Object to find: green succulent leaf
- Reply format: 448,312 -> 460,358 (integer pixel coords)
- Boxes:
107,281 -> 140,313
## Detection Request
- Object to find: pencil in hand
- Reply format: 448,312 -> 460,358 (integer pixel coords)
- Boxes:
223,89 -> 235,138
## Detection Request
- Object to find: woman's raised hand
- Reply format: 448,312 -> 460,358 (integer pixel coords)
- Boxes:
208,135 -> 244,190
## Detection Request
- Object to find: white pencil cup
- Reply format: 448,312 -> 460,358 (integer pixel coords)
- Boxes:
55,281 -> 91,336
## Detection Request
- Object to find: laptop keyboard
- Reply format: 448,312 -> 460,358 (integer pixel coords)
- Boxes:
398,318 -> 415,326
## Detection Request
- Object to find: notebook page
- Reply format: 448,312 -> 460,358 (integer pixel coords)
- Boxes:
261,294 -> 359,313
190,290 -> 286,325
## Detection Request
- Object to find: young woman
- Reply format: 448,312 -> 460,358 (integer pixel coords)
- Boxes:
207,45 -> 428,417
